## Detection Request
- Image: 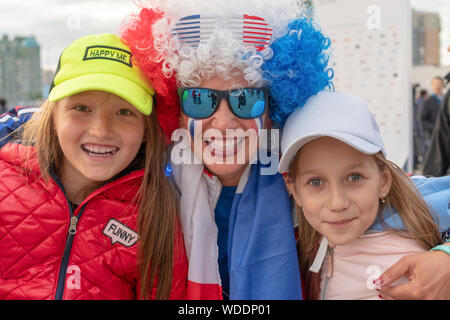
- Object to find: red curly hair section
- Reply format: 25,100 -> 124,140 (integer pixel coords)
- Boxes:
121,8 -> 180,141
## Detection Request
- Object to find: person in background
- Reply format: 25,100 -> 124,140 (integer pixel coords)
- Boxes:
415,88 -> 429,109
0,97 -> 6,113
413,88 -> 428,167
422,70 -> 450,177
419,76 -> 444,155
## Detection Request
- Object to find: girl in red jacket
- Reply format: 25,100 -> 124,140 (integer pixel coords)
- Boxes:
0,33 -> 187,299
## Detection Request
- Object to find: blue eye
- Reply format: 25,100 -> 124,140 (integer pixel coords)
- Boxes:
348,173 -> 363,182
309,178 -> 323,187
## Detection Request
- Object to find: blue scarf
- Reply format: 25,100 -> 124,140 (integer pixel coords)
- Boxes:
227,161 -> 302,299
370,175 -> 450,233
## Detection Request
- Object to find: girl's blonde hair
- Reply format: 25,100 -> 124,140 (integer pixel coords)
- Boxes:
289,151 -> 442,300
21,99 -> 178,300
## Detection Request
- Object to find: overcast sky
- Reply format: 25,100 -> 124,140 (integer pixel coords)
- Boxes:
1,0 -> 449,70
0,0 -> 137,69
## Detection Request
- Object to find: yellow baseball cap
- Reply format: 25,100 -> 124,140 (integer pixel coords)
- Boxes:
49,33 -> 154,115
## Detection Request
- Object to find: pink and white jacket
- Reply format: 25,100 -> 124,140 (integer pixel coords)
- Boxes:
317,231 -> 425,300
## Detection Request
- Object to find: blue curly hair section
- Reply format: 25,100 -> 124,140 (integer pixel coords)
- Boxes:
262,17 -> 334,124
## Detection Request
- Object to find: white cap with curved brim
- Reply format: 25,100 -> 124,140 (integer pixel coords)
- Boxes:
278,91 -> 386,174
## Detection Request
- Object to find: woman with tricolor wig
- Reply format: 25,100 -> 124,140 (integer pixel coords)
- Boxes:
121,0 -> 331,300
121,0 -> 450,300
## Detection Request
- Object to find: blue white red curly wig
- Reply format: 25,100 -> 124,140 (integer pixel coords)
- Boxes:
262,17 -> 334,123
121,0 -> 333,138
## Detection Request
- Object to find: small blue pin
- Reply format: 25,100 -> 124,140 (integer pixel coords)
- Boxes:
165,163 -> 173,177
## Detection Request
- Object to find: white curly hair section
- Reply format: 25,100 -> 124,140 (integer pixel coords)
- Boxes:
135,0 -> 302,87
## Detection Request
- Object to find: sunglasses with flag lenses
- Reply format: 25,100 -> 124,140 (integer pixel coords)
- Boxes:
172,14 -> 273,52
178,87 -> 269,119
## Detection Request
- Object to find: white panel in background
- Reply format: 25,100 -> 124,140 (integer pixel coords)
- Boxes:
314,0 -> 413,170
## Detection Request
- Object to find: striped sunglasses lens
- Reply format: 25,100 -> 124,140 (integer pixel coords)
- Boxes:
171,14 -> 273,51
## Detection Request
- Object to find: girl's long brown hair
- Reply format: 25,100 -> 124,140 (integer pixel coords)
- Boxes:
289,151 -> 442,300
21,99 -> 178,300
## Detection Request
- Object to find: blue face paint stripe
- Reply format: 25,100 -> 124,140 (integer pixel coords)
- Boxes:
188,117 -> 196,139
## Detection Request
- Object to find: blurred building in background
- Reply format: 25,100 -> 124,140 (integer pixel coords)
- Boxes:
298,0 -> 314,16
411,10 -> 449,95
0,34 -> 42,109
413,10 -> 441,66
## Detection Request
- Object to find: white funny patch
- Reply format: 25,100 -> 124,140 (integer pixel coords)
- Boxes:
103,219 -> 138,247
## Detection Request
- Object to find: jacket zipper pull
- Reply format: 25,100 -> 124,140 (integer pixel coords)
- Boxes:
68,216 -> 78,235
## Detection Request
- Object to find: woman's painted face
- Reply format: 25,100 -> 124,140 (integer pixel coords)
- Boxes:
179,74 -> 268,186
53,90 -> 145,194
286,137 -> 391,246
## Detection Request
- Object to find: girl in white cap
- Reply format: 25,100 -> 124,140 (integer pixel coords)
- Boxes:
279,91 -> 450,300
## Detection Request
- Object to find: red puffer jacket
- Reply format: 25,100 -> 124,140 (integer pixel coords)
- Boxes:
0,143 -> 188,300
